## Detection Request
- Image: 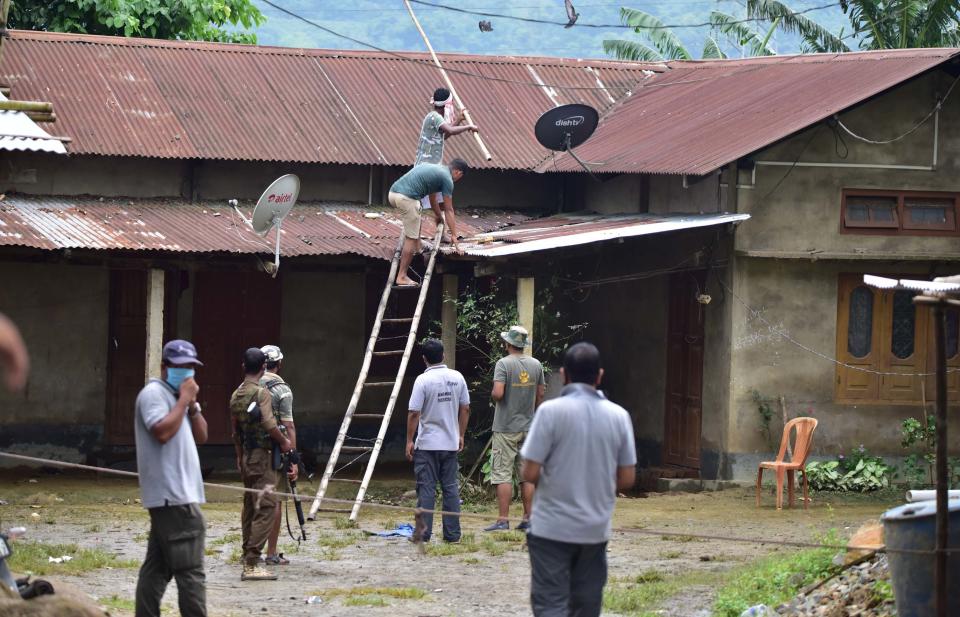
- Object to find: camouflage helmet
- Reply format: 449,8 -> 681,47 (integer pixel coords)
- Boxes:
260,345 -> 283,363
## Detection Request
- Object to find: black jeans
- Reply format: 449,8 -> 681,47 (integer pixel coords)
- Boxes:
413,449 -> 461,542
135,503 -> 207,617
527,533 -> 607,617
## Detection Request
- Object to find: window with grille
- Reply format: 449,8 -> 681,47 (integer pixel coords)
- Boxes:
841,190 -> 959,236
836,274 -> 960,403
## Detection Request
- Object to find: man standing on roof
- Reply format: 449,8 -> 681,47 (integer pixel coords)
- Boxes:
484,325 -> 545,532
415,87 -> 478,211
259,344 -> 298,567
388,159 -> 469,286
230,348 -> 292,582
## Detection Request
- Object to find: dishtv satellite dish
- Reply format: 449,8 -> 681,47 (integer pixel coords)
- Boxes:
534,103 -> 600,178
231,174 -> 300,276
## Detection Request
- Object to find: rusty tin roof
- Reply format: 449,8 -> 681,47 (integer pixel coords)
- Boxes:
0,30 -> 658,170
0,196 -> 530,260
542,49 -> 960,175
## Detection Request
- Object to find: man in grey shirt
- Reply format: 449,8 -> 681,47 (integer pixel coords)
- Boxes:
521,342 -> 636,617
405,338 -> 470,542
484,325 -> 544,532
134,339 -> 208,617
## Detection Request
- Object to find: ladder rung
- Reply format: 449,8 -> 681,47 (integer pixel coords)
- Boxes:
314,508 -> 354,514
340,446 -> 374,453
351,413 -> 385,419
329,478 -> 363,484
391,284 -> 421,290
381,318 -> 414,324
364,381 -> 395,387
372,350 -> 404,357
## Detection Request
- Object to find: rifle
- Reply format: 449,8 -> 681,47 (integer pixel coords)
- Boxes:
275,426 -> 307,543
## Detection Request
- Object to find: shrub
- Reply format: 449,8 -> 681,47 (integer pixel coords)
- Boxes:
805,445 -> 891,492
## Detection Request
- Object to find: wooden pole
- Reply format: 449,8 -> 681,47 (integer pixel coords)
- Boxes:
933,303 -> 948,617
402,0 -> 493,161
0,101 -> 54,113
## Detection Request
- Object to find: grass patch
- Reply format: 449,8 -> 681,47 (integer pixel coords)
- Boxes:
712,543 -> 836,617
462,556 -> 481,564
318,532 -> 364,550
85,524 -> 103,533
320,547 -> 342,561
132,532 -> 149,543
603,575 -> 680,615
8,541 -> 138,576
334,516 -> 358,530
227,546 -> 243,564
209,532 -> 242,547
315,586 -> 428,607
659,534 -> 703,543
659,550 -> 683,559
100,595 -> 136,612
634,570 -> 665,584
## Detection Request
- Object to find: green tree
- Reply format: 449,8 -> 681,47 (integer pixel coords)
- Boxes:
602,7 -> 779,61
10,0 -> 265,44
747,0 -> 960,51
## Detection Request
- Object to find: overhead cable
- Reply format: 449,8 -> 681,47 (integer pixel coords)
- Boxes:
408,0 -> 843,30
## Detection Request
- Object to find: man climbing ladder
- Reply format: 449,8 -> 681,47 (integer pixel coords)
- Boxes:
387,159 -> 469,286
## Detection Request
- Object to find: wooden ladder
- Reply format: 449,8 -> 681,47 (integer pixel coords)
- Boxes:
308,222 -> 444,521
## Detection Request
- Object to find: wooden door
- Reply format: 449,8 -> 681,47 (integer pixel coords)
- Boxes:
663,271 -> 705,471
105,270 -> 148,444
192,271 -> 281,444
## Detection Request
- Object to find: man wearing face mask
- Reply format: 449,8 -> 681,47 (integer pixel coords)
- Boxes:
134,339 -> 208,617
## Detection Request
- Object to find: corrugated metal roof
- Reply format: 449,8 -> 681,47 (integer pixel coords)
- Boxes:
0,196 -> 530,259
453,212 -> 750,257
0,93 -> 68,154
0,30 -> 658,169
541,49 -> 960,175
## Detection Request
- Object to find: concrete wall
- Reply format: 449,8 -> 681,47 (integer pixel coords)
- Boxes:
723,257 -> 960,480
738,71 -> 960,259
2,154 -> 560,211
0,262 -> 109,461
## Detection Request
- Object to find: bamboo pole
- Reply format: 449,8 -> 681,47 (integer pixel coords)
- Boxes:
402,0 -> 493,161
0,101 -> 54,113
308,238 -> 406,519
25,112 -> 56,123
350,221 -> 446,520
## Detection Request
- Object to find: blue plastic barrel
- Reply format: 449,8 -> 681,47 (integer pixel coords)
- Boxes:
881,500 -> 960,617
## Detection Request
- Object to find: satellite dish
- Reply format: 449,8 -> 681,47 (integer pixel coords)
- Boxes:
535,104 -> 599,151
534,104 -> 600,179
231,174 -> 300,276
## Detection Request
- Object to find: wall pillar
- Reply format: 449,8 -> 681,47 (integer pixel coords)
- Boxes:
517,276 -> 535,354
145,269 -> 165,379
441,274 -> 458,369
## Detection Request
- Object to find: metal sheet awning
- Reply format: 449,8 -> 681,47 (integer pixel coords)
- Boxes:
0,93 -> 68,154
449,212 -> 750,258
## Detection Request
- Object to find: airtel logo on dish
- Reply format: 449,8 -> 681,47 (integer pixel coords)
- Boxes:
268,193 -> 294,204
555,115 -> 585,127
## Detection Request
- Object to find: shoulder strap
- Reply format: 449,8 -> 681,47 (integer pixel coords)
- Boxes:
263,379 -> 285,390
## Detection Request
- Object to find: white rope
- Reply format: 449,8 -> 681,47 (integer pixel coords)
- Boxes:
834,75 -> 960,145
719,278 -> 960,377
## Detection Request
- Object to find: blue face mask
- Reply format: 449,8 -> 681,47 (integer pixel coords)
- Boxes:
166,368 -> 195,391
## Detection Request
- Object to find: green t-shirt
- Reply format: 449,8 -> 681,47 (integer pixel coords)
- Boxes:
414,110 -> 445,166
390,164 -> 454,201
492,354 -> 545,433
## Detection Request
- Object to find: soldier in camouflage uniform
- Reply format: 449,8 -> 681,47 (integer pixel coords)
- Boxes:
259,344 -> 298,566
229,348 -> 291,581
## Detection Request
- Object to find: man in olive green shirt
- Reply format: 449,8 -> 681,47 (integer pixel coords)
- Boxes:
484,325 -> 545,532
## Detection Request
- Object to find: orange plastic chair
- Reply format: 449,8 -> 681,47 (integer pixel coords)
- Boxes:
756,417 -> 818,510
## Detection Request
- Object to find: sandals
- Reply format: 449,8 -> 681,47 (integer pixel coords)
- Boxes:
263,553 -> 289,566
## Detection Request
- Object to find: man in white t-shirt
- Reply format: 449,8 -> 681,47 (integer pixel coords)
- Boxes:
521,342 -> 637,617
405,338 -> 471,542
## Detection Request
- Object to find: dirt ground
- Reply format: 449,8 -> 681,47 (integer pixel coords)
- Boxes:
0,471 -> 903,616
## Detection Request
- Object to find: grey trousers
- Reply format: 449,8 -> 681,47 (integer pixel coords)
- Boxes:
135,503 -> 207,617
413,449 -> 461,542
527,533 -> 607,617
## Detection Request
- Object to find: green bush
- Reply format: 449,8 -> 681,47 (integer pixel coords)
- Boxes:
805,446 -> 891,492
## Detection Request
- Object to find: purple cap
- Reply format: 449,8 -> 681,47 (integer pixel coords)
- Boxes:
162,340 -> 203,366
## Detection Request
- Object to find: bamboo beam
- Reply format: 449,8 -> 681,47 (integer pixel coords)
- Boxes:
402,0 -> 493,161
0,101 -> 55,113
25,112 -> 56,123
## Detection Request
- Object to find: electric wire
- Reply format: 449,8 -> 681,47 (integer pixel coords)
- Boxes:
408,0 -> 843,30
834,74 -> 960,145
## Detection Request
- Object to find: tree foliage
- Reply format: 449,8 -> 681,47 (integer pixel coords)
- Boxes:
10,0 -> 265,43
